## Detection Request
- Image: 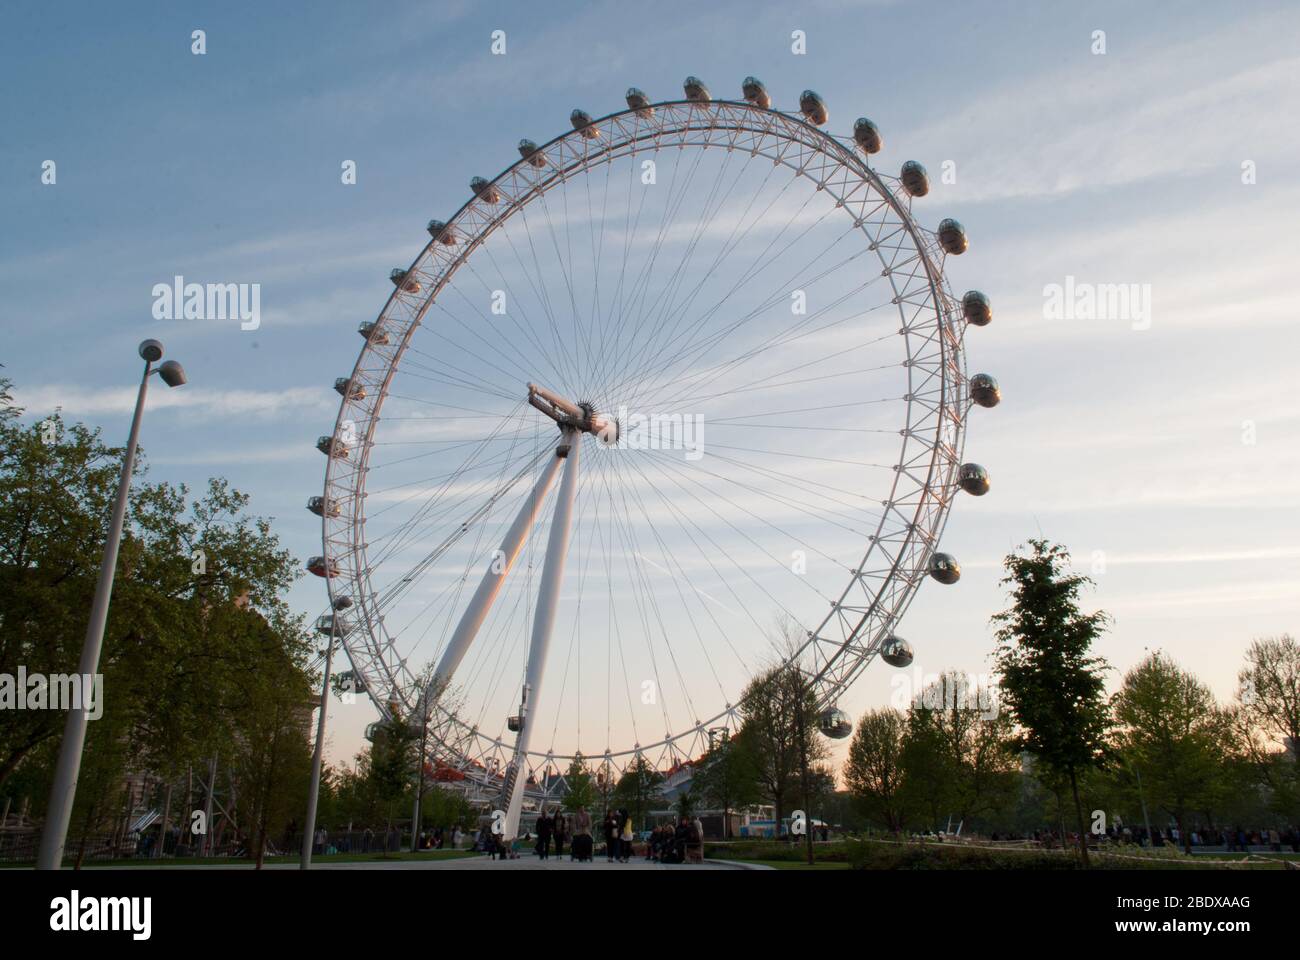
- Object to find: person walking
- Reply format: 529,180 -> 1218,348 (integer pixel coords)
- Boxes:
536,809 -> 553,860
671,816 -> 692,864
603,810 -> 617,862
479,825 -> 498,859
619,809 -> 634,863
573,805 -> 593,861
553,811 -> 568,859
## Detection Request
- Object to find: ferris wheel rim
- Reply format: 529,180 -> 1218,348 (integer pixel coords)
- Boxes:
318,95 -> 969,772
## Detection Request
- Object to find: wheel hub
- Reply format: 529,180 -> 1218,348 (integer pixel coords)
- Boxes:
527,382 -> 619,443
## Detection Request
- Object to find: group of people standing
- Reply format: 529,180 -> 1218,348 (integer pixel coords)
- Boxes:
472,805 -> 601,861
600,809 -> 636,862
474,806 -> 707,864
532,807 -> 584,859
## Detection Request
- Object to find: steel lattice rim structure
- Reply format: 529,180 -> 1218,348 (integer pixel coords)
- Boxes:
318,96 -> 971,792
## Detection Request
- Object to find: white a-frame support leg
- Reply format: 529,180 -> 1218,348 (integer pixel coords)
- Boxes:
423,446 -> 566,705
502,429 -> 581,840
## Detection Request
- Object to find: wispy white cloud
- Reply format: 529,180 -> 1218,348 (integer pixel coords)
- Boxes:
14,384 -> 333,420
901,11 -> 1300,204
1105,579 -> 1300,616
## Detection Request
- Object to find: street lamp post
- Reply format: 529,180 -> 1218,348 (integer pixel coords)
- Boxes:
37,339 -> 187,870
300,621 -> 337,869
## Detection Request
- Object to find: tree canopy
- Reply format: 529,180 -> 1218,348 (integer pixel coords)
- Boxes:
0,390 -> 316,862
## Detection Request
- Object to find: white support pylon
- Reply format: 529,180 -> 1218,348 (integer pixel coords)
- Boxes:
424,448 -> 566,702
408,447 -> 563,851
502,428 -> 581,840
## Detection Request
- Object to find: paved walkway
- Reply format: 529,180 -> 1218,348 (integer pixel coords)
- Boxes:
404,854 -> 757,871
159,853 -> 759,870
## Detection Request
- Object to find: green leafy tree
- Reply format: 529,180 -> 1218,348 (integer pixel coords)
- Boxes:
905,672 -> 1019,831
0,411 -> 127,788
67,697 -> 134,866
992,540 -> 1112,865
366,716 -> 421,848
735,659 -> 827,842
326,760 -> 377,829
612,755 -> 663,830
0,393 -> 314,866
1112,653 -> 1225,852
225,608 -> 315,867
561,755 -> 597,813
897,709 -> 952,830
420,784 -> 475,833
674,784 -> 697,820
691,734 -> 760,838
844,708 -> 909,832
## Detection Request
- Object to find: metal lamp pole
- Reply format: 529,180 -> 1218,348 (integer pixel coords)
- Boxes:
37,339 -> 186,870
300,621 -> 337,869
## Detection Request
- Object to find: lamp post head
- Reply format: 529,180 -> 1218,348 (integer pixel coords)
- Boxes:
139,339 -> 164,363
159,360 -> 188,388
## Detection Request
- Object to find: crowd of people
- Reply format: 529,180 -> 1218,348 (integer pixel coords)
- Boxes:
471,806 -> 707,864
983,824 -> 1300,852
644,817 -> 705,863
1097,824 -> 1300,851
414,826 -> 462,850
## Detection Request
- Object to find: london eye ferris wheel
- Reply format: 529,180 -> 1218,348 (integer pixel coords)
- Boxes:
306,75 -> 1000,836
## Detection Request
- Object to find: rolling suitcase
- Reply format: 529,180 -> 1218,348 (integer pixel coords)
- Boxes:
574,834 -> 593,861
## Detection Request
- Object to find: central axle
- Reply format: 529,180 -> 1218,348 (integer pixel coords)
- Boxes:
527,382 -> 618,442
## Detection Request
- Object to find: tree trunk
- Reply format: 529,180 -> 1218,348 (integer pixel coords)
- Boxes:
1068,766 -> 1089,867
157,782 -> 172,859
799,704 -> 813,865
411,712 -> 428,852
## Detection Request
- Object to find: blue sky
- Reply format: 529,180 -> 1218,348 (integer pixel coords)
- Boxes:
4,0 -> 1299,769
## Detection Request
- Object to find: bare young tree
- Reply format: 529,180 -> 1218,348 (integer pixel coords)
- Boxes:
1230,635 -> 1300,820
735,616 -> 827,858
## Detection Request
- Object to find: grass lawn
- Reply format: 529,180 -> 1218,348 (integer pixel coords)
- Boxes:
739,859 -> 853,870
0,849 -> 480,868
704,838 -> 1298,870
